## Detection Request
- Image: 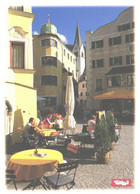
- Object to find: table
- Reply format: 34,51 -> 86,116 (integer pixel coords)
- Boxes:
7,149 -> 63,181
40,129 -> 56,137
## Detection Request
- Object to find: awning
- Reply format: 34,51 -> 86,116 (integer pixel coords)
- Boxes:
37,96 -> 46,101
94,89 -> 135,100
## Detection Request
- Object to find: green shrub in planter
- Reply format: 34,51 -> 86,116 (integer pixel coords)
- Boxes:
94,117 -> 111,154
106,111 -> 118,143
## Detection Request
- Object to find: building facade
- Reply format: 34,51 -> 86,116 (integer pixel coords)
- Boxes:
86,7 -> 134,120
6,6 -> 37,144
33,18 -> 77,116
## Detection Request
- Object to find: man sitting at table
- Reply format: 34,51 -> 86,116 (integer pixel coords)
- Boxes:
23,117 -> 34,135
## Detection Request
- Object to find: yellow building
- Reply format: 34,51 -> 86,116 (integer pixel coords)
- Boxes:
5,6 -> 37,144
33,17 -> 77,116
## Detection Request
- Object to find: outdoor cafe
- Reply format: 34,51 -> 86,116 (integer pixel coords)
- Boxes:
6,76 -> 93,190
6,76 -> 120,190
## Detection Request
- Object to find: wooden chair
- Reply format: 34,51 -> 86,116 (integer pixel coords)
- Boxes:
6,169 -> 17,190
44,161 -> 78,190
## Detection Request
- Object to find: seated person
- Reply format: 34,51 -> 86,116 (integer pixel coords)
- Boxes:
42,113 -> 55,128
23,117 -> 34,135
29,118 -> 42,135
54,114 -> 64,131
87,115 -> 96,133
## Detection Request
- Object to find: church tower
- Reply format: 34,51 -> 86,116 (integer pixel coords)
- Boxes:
72,20 -> 85,79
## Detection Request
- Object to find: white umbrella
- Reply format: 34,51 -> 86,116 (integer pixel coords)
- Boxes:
64,76 -> 76,131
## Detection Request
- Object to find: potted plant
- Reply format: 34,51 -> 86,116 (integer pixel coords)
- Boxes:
106,111 -> 118,150
94,117 -> 111,164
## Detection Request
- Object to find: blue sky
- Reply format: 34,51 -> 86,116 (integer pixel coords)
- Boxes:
32,6 -> 130,45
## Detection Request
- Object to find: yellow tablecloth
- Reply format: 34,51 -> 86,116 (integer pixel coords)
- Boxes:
40,129 -> 56,137
7,149 -> 63,181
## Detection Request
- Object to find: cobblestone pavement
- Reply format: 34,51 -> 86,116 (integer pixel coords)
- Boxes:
74,124 -> 134,190
6,123 -> 135,191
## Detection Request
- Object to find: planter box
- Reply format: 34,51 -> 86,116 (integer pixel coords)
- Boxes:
96,151 -> 111,164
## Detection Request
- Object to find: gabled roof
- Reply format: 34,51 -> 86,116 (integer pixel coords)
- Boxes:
74,20 -> 83,48
106,65 -> 134,75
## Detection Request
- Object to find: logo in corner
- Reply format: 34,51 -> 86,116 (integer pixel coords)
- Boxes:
111,179 -> 131,187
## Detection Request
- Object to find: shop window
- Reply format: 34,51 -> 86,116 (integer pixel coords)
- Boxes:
41,75 -> 57,86
10,42 -> 24,69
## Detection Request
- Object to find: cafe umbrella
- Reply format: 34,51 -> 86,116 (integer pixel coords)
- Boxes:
64,76 -> 76,133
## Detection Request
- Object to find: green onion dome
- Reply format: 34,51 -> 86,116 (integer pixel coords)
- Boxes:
41,22 -> 57,35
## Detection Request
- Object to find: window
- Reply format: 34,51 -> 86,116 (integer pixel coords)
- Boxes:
127,75 -> 134,86
41,75 -> 57,86
70,56 -> 72,62
84,100 -> 87,106
109,36 -> 121,46
125,33 -> 134,43
10,42 -> 24,69
41,39 -> 57,47
9,6 -> 24,11
72,70 -> 74,76
74,52 -> 78,57
96,79 -> 102,91
92,40 -> 103,49
92,59 -> 104,68
41,56 -> 57,67
80,92 -> 83,96
42,97 -> 57,107
64,49 -> 66,56
67,53 -> 69,59
118,22 -> 135,32
126,55 -> 134,64
107,76 -> 121,87
82,84 -> 84,88
110,56 -> 122,66
80,100 -> 83,106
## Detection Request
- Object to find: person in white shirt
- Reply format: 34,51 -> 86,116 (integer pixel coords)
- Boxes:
54,114 -> 64,131
87,115 -> 96,133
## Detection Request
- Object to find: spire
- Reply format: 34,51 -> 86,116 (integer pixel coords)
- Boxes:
74,19 -> 83,48
48,14 -> 50,23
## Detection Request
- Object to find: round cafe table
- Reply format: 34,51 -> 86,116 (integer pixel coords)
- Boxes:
40,129 -> 56,137
7,149 -> 63,181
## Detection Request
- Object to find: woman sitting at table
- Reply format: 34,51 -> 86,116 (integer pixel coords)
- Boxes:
42,113 -> 55,128
29,118 -> 43,134
54,114 -> 64,131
